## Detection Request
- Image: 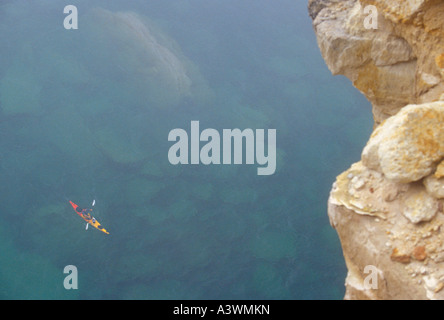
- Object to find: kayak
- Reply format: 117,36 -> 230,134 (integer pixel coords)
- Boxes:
69,200 -> 110,235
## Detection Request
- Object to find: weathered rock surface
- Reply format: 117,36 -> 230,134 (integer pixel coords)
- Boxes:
424,175 -> 444,199
310,0 -> 444,125
310,0 -> 444,299
362,102 -> 444,183
329,162 -> 444,299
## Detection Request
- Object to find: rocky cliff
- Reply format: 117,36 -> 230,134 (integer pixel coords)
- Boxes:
309,0 -> 444,299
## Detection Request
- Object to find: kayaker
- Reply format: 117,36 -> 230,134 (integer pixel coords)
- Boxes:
79,208 -> 93,221
69,200 -> 110,234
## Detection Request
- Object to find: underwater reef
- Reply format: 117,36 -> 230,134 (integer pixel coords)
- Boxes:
1,2 -> 327,299
310,0 -> 444,299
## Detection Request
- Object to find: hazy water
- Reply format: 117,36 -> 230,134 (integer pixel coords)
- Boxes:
0,0 -> 372,299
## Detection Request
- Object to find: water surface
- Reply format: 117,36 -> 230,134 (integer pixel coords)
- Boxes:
0,0 -> 373,299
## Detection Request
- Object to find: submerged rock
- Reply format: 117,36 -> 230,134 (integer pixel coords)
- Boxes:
251,262 -> 290,299
250,230 -> 297,261
94,126 -> 148,164
123,177 -> 164,205
0,222 -> 78,299
81,8 -> 211,109
0,61 -> 42,115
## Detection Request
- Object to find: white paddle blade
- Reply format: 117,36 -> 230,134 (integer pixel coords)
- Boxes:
86,223 -> 89,230
92,199 -> 96,207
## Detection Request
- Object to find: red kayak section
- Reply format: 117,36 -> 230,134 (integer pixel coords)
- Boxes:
69,200 -> 83,217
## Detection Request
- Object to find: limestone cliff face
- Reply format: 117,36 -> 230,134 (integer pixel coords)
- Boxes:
310,0 -> 444,299
309,0 -> 444,124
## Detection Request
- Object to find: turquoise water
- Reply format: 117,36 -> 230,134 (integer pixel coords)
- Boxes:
0,0 -> 373,299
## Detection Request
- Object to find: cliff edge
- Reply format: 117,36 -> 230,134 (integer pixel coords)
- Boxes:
310,0 -> 444,299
